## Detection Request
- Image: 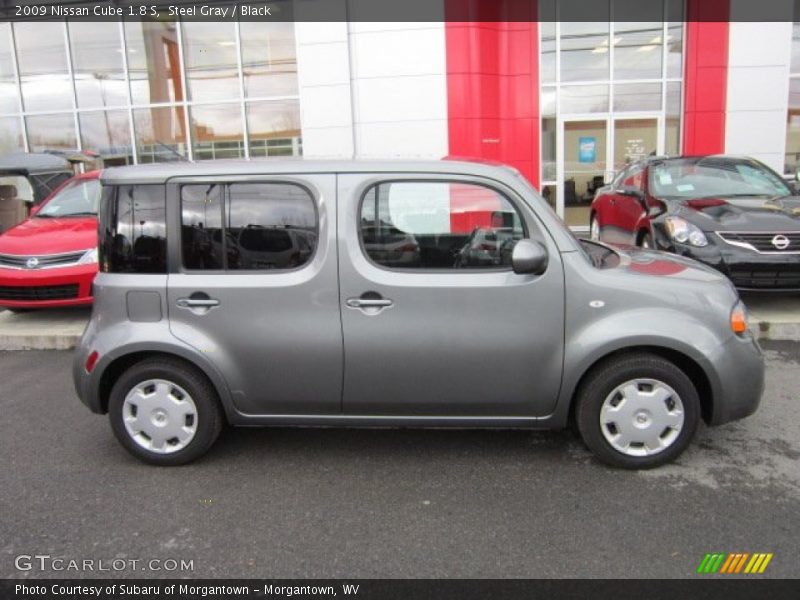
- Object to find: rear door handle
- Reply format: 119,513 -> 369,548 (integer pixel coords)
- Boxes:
177,297 -> 220,308
346,298 -> 393,308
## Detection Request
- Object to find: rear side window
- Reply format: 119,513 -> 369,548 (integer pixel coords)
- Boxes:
181,182 -> 317,271
360,181 -> 525,270
99,185 -> 167,273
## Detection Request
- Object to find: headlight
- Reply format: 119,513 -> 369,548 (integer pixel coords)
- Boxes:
77,247 -> 98,265
730,300 -> 749,336
664,216 -> 708,247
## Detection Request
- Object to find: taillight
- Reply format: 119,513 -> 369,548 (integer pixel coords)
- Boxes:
85,351 -> 99,373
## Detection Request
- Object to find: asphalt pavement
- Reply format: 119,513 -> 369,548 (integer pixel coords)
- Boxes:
1,344 -> 798,579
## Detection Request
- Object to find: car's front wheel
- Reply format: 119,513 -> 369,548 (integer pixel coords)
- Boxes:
108,357 -> 224,466
575,353 -> 700,469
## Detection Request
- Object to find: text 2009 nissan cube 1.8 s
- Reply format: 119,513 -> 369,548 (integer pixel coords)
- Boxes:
73,160 -> 765,469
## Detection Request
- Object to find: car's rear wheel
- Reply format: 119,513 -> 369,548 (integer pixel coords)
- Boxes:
590,215 -> 600,241
108,358 -> 224,466
575,353 -> 700,469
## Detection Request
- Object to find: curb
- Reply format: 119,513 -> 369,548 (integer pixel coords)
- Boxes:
0,334 -> 81,351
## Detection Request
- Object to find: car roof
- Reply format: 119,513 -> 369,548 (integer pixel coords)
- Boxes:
100,158 -> 522,185
0,152 -> 72,174
642,154 -> 758,166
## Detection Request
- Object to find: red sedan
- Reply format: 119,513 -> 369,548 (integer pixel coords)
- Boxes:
0,170 -> 101,311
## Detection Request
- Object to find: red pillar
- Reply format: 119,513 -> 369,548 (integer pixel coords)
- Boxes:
682,0 -> 730,155
444,1 -> 540,187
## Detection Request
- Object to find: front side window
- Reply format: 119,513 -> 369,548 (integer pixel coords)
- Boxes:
181,182 -> 317,271
99,185 -> 167,273
360,181 -> 525,270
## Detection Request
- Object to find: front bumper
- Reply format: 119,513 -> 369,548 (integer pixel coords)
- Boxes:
655,230 -> 800,291
705,332 -> 765,425
0,264 -> 97,308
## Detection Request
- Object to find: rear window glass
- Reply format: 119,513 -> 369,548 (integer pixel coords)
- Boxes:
181,182 -> 317,271
99,185 -> 167,274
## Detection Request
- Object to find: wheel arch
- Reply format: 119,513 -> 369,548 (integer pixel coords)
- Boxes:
96,348 -> 234,422
566,345 -> 715,426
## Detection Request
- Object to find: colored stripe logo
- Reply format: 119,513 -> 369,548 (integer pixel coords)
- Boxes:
696,553 -> 773,574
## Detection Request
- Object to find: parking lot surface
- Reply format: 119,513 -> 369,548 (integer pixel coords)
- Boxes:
1,344 -> 799,579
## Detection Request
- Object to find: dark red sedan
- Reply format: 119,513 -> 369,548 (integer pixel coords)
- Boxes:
589,155 -> 800,291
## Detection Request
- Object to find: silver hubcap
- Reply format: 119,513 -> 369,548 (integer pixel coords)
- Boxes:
600,378 -> 684,457
122,379 -> 198,454
590,219 -> 600,241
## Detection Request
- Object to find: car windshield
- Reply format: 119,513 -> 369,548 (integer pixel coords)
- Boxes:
37,179 -> 101,217
649,158 -> 791,199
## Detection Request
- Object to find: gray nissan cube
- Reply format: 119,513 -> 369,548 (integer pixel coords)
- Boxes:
73,160 -> 765,469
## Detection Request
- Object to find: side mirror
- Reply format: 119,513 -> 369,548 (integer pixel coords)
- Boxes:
511,239 -> 548,275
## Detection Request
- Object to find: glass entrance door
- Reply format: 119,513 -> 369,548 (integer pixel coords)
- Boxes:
556,115 -> 661,230
558,119 -> 610,228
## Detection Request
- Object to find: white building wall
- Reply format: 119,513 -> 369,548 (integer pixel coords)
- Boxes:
348,22 -> 449,158
294,21 -> 356,157
295,12 -> 449,159
725,3 -> 794,172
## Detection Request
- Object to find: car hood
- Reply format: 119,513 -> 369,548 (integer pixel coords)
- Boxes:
0,216 -> 97,255
611,243 -> 729,285
673,195 -> 800,231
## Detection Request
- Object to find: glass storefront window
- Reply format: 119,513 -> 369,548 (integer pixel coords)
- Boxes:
246,100 -> 301,157
79,110 -> 133,165
69,22 -> 128,109
15,22 -> 73,112
26,113 -> 76,151
560,84 -> 609,113
613,22 -> 663,80
786,79 -> 800,174
540,4 -> 683,228
126,22 -> 184,105
613,82 -> 662,111
133,105 -> 188,163
560,22 -> 610,82
190,103 -> 245,160
666,81 -> 682,155
182,22 -> 240,103
240,22 -> 299,98
540,22 -> 556,85
666,22 -> 684,79
0,116 -> 24,154
542,117 -> 556,182
0,23 -> 19,114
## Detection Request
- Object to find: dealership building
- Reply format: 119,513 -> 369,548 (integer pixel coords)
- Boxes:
1,0 -> 799,229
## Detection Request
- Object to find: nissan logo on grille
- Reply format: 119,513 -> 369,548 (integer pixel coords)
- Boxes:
25,257 -> 40,269
771,235 -> 791,250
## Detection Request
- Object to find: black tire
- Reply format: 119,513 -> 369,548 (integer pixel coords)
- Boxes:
108,357 -> 224,466
575,353 -> 700,469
